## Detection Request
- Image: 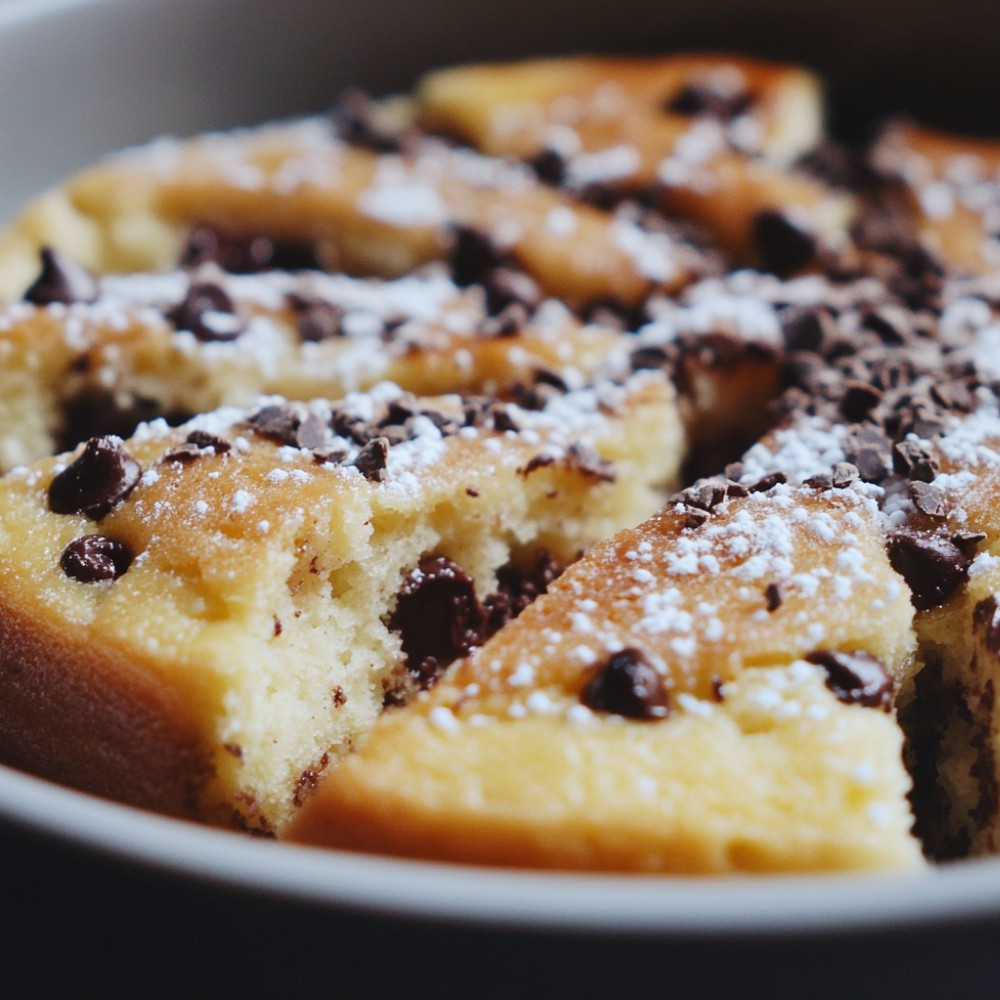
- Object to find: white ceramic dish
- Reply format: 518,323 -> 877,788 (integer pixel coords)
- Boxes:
4,0 -> 1000,947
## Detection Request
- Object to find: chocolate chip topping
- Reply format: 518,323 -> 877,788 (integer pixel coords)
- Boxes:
751,211 -> 817,277
886,530 -> 971,611
530,147 -> 567,186
842,425 -> 892,483
483,550 -> 566,634
287,295 -> 346,342
580,647 -> 670,720
910,481 -> 947,518
48,436 -> 141,520
60,535 -> 133,583
764,582 -> 783,612
162,430 -> 232,464
24,247 -> 98,306
805,649 -> 893,710
389,556 -> 488,687
352,437 -> 390,481
168,280 -> 242,342
181,226 -> 319,273
330,88 -> 409,153
665,83 -> 752,122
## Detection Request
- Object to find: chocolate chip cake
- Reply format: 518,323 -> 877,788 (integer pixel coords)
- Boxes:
3,52 -> 1000,871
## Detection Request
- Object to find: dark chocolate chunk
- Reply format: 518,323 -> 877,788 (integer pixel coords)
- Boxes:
886,530 -> 971,611
580,647 -> 670,720
764,582 -> 783,612
780,306 -> 828,352
483,550 -> 566,634
665,83 -> 752,121
168,280 -> 242,342
48,436 -> 141,520
24,247 -> 98,306
247,405 -> 302,447
163,429 -> 233,463
352,437 -> 390,481
843,425 -> 891,483
748,471 -> 787,494
893,440 -> 938,483
751,211 -> 816,278
805,649 -> 893,710
840,381 -> 883,422
60,534 -> 133,583
831,462 -> 860,489
389,556 -> 488,687
910,481 -> 947,518
448,226 -> 507,287
185,430 -> 231,454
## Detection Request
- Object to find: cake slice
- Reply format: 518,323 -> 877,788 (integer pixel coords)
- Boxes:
0,371 -> 681,833
0,251 -> 631,471
416,53 -> 855,275
287,477 -> 923,872
0,112 -> 718,308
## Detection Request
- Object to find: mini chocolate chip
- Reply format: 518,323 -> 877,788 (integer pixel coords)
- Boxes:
804,471 -> 834,490
580,647 -> 670,720
352,437 -> 390,481
169,281 -> 242,342
295,412 -> 332,451
840,381 -> 883,422
780,306 -> 828,352
60,534 -> 133,583
843,425 -> 891,483
331,88 -> 406,153
288,296 -> 346,342
162,429 -> 233,464
748,471 -> 787,494
893,440 -> 938,483
764,582 -> 783,612
665,83 -> 752,121
389,556 -> 488,687
630,344 -> 673,373
185,430 -> 231,454
483,267 -> 542,316
49,436 -> 141,520
24,247 -> 98,306
483,550 -> 566,634
752,211 -> 816,278
181,226 -> 320,273
831,462 -> 860,489
530,147 -> 567,185
247,405 -> 302,447
862,308 -> 909,346
490,405 -> 520,434
449,226 -> 507,286
805,649 -> 893,710
910,481 -> 947,518
886,530 -> 971,611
